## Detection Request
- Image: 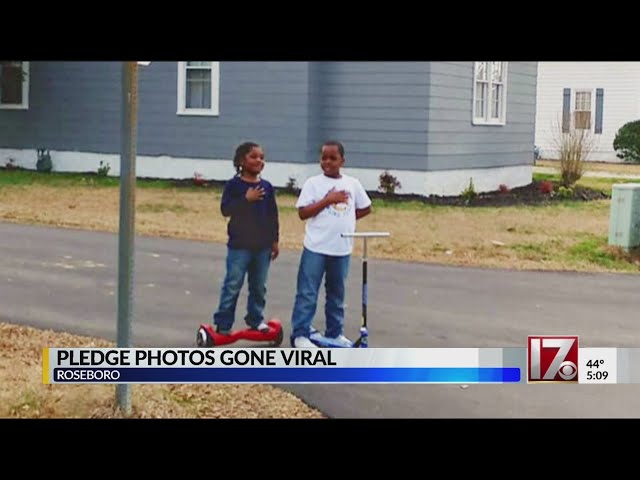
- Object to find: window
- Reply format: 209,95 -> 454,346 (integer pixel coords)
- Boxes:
473,61 -> 507,125
574,90 -> 591,130
562,88 -> 603,133
177,61 -> 220,116
0,61 -> 29,109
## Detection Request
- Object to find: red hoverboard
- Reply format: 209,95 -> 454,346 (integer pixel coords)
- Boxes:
196,319 -> 284,347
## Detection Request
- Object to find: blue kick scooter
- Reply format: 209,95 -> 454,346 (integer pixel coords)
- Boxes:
309,231 -> 390,348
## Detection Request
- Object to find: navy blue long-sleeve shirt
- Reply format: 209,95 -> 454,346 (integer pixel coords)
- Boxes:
220,176 -> 279,251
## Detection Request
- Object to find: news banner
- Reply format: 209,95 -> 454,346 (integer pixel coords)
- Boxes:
42,336 -> 639,385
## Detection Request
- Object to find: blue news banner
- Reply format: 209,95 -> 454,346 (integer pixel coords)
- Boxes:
42,345 -> 629,385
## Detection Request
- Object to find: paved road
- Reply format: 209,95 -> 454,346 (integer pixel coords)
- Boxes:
2,221 -> 639,418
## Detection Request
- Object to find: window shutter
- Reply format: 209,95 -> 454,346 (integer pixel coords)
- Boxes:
595,88 -> 604,134
562,88 -> 571,133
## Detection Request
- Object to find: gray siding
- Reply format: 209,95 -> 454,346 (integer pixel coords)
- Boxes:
139,62 -> 311,164
306,62 -> 324,162
312,62 -> 430,170
0,62 -> 121,152
0,61 -> 312,165
1,61 -> 538,175
426,61 -> 538,171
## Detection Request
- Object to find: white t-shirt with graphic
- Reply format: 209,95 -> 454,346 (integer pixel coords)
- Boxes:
296,173 -> 372,256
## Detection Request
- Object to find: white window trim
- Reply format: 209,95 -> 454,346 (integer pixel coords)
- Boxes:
177,61 -> 220,116
472,61 -> 508,126
0,61 -> 29,110
572,88 -> 593,131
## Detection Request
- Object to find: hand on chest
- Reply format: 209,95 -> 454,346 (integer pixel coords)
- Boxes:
320,185 -> 353,216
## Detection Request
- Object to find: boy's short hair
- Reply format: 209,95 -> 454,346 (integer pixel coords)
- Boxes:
321,140 -> 345,157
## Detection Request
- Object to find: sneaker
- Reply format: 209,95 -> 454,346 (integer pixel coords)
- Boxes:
250,321 -> 270,333
323,334 -> 353,348
293,336 -> 318,348
216,326 -> 231,336
309,329 -> 324,343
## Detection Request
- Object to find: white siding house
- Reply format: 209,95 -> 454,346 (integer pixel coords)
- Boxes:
535,62 -> 640,162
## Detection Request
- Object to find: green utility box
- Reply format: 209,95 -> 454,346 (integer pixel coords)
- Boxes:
608,183 -> 640,250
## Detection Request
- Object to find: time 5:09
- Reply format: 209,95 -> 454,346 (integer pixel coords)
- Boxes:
586,371 -> 609,380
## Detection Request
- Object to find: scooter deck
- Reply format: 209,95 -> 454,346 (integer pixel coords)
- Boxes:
197,319 -> 284,347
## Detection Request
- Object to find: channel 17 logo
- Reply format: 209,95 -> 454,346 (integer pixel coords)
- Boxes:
527,336 -> 579,383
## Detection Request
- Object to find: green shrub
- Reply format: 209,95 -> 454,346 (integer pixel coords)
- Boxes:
36,149 -> 52,173
613,120 -> 640,163
557,186 -> 574,199
97,161 -> 111,177
378,171 -> 401,195
460,178 -> 477,203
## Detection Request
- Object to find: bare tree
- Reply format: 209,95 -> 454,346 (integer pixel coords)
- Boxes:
550,115 -> 595,187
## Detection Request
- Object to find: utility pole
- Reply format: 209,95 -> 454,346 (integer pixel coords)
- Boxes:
116,61 -> 139,414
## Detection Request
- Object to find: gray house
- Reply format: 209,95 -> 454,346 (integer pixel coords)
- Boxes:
0,61 -> 537,196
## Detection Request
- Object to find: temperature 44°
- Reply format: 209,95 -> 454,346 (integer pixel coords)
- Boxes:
586,359 -> 605,368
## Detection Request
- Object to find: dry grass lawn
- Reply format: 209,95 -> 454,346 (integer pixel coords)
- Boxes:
537,159 -> 640,176
1,184 -> 639,273
0,322 -> 325,419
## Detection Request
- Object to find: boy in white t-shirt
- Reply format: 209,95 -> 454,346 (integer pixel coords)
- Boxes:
290,140 -> 372,348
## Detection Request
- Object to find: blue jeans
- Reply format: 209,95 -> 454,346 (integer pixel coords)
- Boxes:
213,247 -> 272,331
290,247 -> 351,339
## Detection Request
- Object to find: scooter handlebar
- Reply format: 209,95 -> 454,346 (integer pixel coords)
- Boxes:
341,232 -> 390,238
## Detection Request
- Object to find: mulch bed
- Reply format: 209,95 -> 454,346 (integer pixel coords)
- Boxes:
174,178 -> 610,207
367,179 -> 609,207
